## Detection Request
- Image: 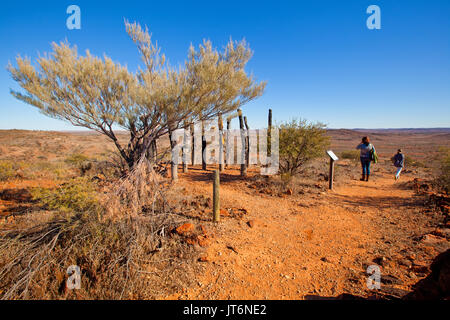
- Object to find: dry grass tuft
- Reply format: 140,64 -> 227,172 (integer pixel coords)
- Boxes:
0,158 -> 199,300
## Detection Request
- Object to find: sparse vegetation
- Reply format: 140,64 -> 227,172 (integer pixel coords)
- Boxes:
64,153 -> 89,166
278,119 -> 330,176
404,155 -> 425,168
340,150 -> 360,162
0,210 -> 197,299
0,160 -> 199,299
0,161 -> 15,181
435,147 -> 450,193
30,177 -> 99,213
8,21 -> 266,169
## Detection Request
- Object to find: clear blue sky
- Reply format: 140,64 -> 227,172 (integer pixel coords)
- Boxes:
1,0 -> 449,130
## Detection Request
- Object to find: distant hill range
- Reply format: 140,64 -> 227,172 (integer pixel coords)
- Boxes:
326,128 -> 450,159
328,128 -> 450,134
344,128 -> 450,134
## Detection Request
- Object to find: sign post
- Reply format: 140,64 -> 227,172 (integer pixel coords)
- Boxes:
326,150 -> 339,190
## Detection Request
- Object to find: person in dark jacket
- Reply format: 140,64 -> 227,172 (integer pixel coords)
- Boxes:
393,149 -> 405,180
356,136 -> 374,181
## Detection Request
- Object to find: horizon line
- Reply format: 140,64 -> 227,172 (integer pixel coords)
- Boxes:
1,127 -> 449,133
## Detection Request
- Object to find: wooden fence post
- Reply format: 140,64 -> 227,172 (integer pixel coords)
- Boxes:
329,160 -> 335,190
244,116 -> 250,167
225,117 -> 231,169
190,122 -> 195,166
218,113 -> 224,172
238,109 -> 247,177
168,126 -> 178,181
182,120 -> 189,173
268,109 -> 272,157
326,150 -> 339,190
202,120 -> 207,170
213,170 -> 220,222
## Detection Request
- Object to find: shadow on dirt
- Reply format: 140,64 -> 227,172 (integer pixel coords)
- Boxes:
0,188 -> 35,217
404,249 -> 450,300
181,167 -> 248,184
333,193 -> 426,210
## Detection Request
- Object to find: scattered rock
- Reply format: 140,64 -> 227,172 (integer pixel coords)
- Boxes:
305,229 -> 313,241
204,197 -> 212,208
404,249 -> 450,300
381,275 -> 403,285
432,228 -> 450,239
373,256 -> 387,266
247,220 -> 255,228
176,223 -> 195,236
199,225 -> 208,235
229,208 -> 248,219
285,188 -> 293,196
185,237 -> 198,246
412,261 -> 429,274
198,256 -> 209,262
226,245 -> 238,254
421,233 -> 446,244
398,258 -> 412,269
220,208 -> 229,217
197,235 -> 210,248
91,174 -> 105,182
406,254 -> 416,261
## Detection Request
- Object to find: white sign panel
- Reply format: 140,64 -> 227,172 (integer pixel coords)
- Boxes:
326,150 -> 339,161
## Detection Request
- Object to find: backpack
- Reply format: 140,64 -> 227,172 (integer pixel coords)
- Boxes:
370,146 -> 378,163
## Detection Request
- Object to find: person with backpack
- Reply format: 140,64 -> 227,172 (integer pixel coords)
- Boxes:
356,136 -> 377,182
393,149 -> 405,180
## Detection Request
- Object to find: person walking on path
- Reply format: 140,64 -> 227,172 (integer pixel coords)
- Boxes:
356,136 -> 376,182
393,149 -> 405,180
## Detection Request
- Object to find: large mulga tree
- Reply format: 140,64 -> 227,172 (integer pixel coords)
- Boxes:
8,21 -> 266,171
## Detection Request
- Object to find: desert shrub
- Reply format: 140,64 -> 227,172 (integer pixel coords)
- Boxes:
31,177 -> 99,213
0,161 -> 15,181
278,119 -> 330,176
404,155 -> 425,168
0,210 -> 197,299
0,160 -> 200,299
65,153 -> 94,176
65,153 -> 89,165
435,148 -> 450,193
340,150 -> 360,162
22,161 -> 68,180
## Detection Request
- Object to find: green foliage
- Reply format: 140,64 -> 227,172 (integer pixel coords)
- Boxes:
0,161 -> 15,181
340,150 -> 360,161
65,153 -> 89,166
436,147 -> 450,193
404,155 -> 425,168
278,119 -> 330,176
8,20 -> 266,168
65,153 -> 93,175
31,177 -> 99,213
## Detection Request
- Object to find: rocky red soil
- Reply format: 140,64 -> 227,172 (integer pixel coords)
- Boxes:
162,165 -> 449,300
